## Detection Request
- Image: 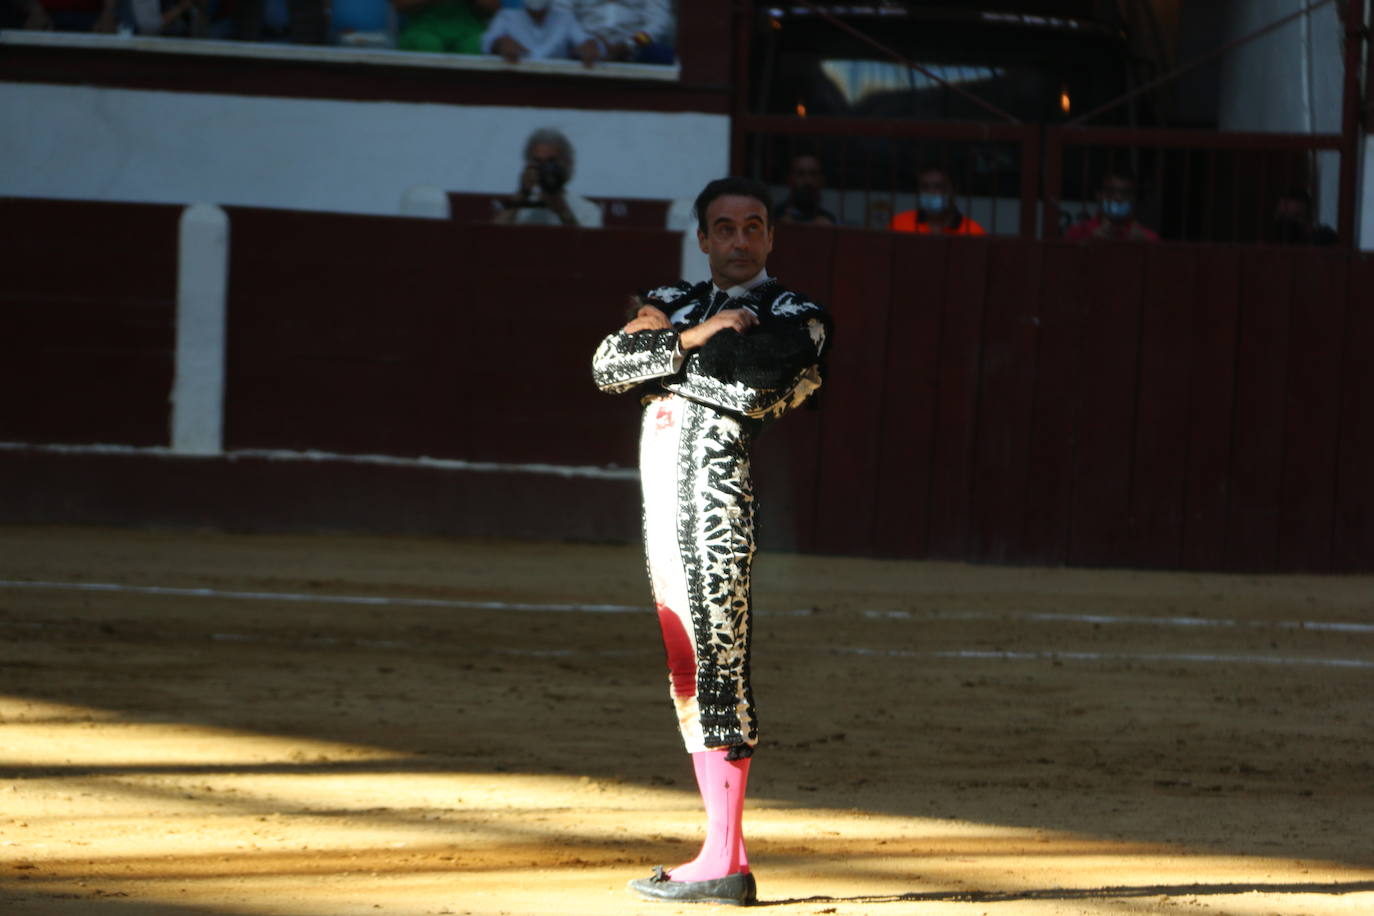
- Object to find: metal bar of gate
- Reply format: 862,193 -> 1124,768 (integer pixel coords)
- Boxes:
1337,0 -> 1365,245
1019,125 -> 1041,239
1042,128 -> 1063,238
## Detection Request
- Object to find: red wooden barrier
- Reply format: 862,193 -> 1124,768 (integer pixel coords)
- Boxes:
4,200 -> 1374,573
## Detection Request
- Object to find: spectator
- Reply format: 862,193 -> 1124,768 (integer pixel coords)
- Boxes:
156,0 -> 211,36
230,0 -> 327,43
394,0 -> 497,53
774,153 -> 836,226
559,0 -> 675,64
1066,172 -> 1159,242
18,0 -> 116,31
1273,188 -> 1338,246
890,166 -> 986,236
481,0 -> 598,66
493,128 -> 604,228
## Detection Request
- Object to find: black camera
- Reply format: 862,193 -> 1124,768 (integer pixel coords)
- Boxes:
536,157 -> 568,194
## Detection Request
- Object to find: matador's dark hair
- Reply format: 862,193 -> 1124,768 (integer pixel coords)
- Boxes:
693,177 -> 773,235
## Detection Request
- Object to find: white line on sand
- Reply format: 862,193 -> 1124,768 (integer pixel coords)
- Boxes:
2,580 -> 1369,669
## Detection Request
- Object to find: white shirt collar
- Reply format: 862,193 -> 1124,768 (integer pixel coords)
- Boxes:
713,268 -> 770,300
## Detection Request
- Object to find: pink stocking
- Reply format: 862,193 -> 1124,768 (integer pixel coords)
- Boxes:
670,749 -> 751,882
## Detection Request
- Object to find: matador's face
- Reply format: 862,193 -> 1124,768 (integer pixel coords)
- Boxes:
697,194 -> 774,289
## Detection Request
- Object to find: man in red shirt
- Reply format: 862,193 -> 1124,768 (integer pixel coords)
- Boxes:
1066,172 -> 1159,242
890,166 -> 986,236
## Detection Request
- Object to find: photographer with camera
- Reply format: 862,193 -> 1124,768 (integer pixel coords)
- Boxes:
494,128 -> 604,228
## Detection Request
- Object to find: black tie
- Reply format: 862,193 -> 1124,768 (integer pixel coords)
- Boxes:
709,289 -> 730,317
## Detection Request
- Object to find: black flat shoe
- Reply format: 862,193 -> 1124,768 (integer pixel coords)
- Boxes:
627,866 -> 756,906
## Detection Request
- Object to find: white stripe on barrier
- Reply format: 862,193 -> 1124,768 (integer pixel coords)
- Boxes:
0,441 -> 639,481
0,579 -> 643,613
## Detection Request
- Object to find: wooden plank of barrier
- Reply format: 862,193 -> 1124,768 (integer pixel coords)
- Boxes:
870,233 -> 947,558
757,225 -> 839,554
1066,243 -> 1146,567
1275,248 -> 1347,572
752,399 -> 825,554
1129,244 -> 1197,568
1180,247 -> 1240,570
0,197 -> 179,446
771,225 -> 838,307
1022,242 -> 1088,565
926,238 -> 989,559
811,229 -> 893,556
460,225 -> 679,467
1224,248 -> 1293,571
223,208 -> 678,470
1333,255 -> 1374,571
223,207 -> 464,460
969,239 -> 1042,564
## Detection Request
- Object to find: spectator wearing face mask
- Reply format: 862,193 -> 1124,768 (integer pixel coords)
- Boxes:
890,166 -> 986,236
774,154 -> 836,226
1066,172 -> 1159,242
482,0 -> 599,66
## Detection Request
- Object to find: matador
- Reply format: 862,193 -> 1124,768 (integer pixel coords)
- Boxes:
591,176 -> 832,906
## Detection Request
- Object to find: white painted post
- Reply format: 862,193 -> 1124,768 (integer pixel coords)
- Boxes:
171,203 -> 229,455
668,197 -> 708,284
400,185 -> 451,219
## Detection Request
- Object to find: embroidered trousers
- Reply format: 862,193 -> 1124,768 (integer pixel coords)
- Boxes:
639,394 -> 758,753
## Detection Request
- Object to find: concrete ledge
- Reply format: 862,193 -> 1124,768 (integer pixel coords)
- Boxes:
0,30 -> 681,81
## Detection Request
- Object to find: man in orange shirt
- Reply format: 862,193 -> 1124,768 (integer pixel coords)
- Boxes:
890,166 -> 986,236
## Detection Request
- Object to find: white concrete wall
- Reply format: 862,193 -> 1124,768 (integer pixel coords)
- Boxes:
1215,0 -> 1347,237
0,82 -> 729,216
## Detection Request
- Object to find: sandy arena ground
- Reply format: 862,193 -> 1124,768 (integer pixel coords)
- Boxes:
0,524 -> 1371,916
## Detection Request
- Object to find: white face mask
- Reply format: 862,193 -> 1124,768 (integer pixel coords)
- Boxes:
524,0 -> 550,10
